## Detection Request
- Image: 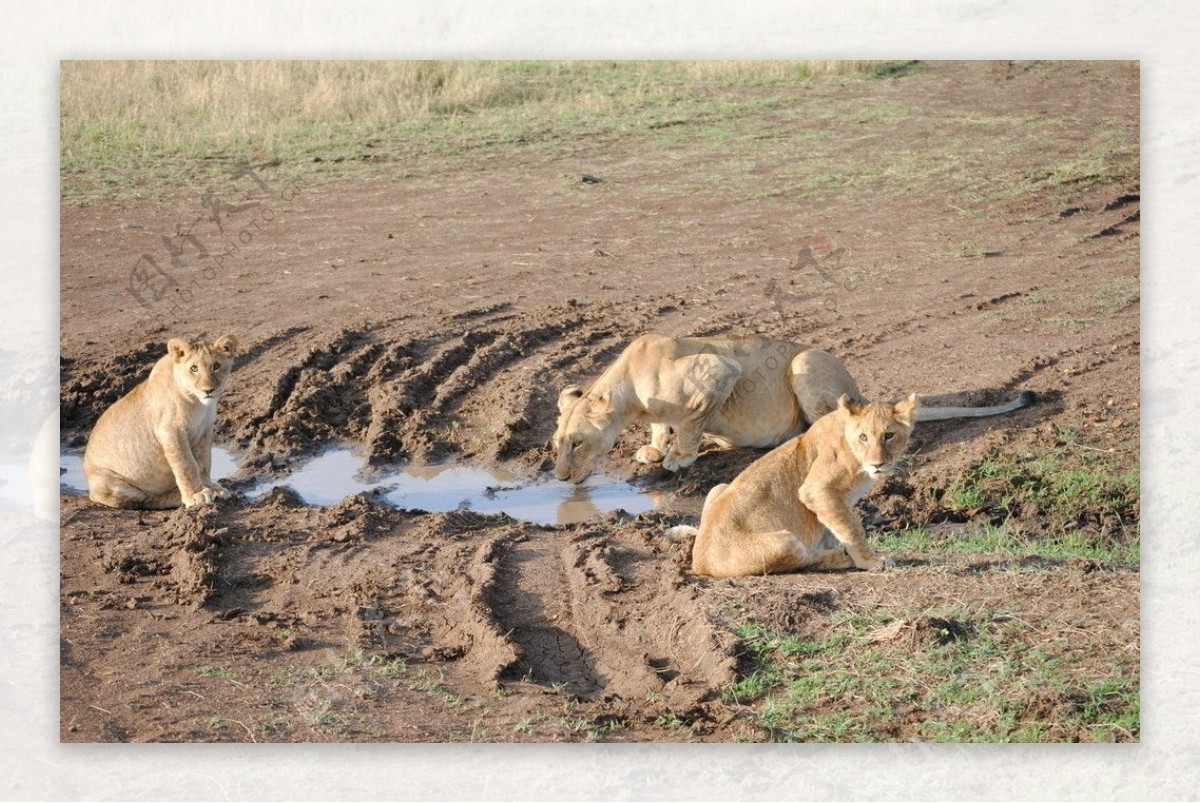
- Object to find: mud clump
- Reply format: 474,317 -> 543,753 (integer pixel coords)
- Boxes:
320,493 -> 397,542
915,616 -> 975,646
163,506 -> 230,608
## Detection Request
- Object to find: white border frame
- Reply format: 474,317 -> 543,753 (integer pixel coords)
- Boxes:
5,1 -> 1196,799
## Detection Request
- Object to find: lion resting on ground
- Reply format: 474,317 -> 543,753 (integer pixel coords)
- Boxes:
552,333 -> 1032,483
84,335 -> 238,510
670,394 -> 917,578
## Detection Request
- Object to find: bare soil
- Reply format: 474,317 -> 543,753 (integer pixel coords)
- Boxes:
59,61 -> 1139,742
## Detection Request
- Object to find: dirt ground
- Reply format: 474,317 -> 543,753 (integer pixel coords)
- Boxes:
59,61 -> 1139,742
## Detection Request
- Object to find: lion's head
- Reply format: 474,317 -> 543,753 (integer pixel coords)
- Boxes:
551,385 -> 621,484
838,393 -> 919,478
168,334 -> 239,405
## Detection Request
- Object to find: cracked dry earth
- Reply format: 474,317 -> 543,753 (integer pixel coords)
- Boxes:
59,61 -> 1139,741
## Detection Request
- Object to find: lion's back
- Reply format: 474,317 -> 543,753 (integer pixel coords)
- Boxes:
83,362 -> 173,483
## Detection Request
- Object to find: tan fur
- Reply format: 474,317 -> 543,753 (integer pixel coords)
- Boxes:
680,394 -> 918,578
553,333 -> 1029,483
83,335 -> 238,510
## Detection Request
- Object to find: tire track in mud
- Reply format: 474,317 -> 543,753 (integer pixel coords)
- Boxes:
237,325 -> 393,460
466,322 -> 631,465
403,304 -> 651,464
489,532 -> 609,697
484,528 -> 737,705
172,500 -> 527,685
214,298 -> 692,470
78,481 -> 737,715
342,522 -> 525,687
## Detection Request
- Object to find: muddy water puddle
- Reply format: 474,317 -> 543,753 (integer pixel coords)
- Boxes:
60,446 -> 665,526
59,447 -> 238,497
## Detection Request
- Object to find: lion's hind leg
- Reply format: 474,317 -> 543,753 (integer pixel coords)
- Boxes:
86,466 -> 180,510
702,483 -> 729,517
671,483 -> 728,550
788,350 -> 862,427
697,528 -> 813,578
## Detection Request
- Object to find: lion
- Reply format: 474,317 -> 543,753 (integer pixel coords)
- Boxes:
552,333 -> 1033,483
670,394 -> 918,578
83,334 -> 239,510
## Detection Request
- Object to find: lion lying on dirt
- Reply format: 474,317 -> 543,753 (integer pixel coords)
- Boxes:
670,394 -> 917,578
84,335 -> 238,509
552,334 -> 1033,483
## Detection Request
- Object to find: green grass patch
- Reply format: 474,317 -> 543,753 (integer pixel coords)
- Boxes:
195,664 -> 238,680
344,648 -> 409,679
876,522 -> 1138,565
871,432 -> 1139,566
727,609 -> 1138,742
933,440 -> 1138,561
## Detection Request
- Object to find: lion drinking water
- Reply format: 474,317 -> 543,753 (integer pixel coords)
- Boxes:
552,334 -> 1033,483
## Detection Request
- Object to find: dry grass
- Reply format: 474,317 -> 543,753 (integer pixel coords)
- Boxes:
684,60 -> 897,81
61,61 -> 506,151
61,60 -> 894,132
59,60 -> 914,197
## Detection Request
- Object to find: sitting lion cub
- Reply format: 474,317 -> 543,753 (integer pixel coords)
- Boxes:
672,394 -> 918,578
84,335 -> 238,510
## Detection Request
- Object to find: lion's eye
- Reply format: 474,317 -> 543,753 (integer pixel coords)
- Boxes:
571,442 -> 581,452
213,363 -> 221,371
884,432 -> 895,442
189,365 -> 198,374
858,433 -> 868,443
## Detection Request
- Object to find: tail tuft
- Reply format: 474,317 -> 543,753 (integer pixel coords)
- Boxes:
1016,390 -> 1037,408
666,525 -> 699,542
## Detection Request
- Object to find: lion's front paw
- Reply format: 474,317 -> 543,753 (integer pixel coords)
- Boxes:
859,554 -> 894,572
662,449 -> 699,472
634,445 -> 665,465
209,481 -> 231,499
183,485 -> 224,507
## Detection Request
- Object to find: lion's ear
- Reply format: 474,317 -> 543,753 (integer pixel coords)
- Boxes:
167,338 -> 193,363
583,389 -> 616,425
211,334 -> 239,356
893,393 -> 920,427
591,389 -> 614,416
557,385 -> 584,413
837,393 -> 864,417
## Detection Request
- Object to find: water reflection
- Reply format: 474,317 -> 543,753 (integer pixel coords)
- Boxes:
61,446 -> 665,526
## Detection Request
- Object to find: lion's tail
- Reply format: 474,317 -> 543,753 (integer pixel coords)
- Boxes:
666,524 -> 699,542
